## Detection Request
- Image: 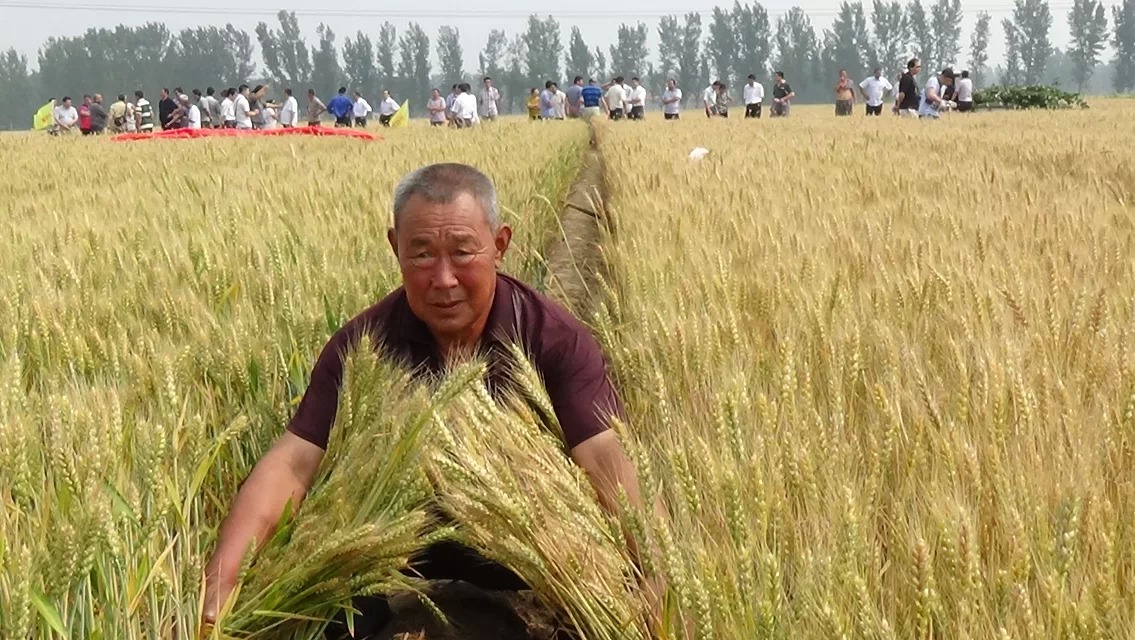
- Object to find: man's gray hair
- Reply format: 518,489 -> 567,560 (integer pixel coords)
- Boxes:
392,163 -> 500,231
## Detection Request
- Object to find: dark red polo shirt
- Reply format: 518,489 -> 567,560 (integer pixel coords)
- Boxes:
287,273 -> 622,450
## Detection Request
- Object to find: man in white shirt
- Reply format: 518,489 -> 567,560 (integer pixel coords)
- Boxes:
919,67 -> 957,119
539,81 -> 557,120
453,82 -> 479,128
858,68 -> 893,116
603,76 -> 628,120
954,70 -> 974,112
551,82 -> 567,120
702,81 -> 719,118
182,94 -> 202,129
377,90 -> 399,127
352,91 -> 372,128
279,88 -> 299,127
743,74 -> 765,118
626,77 -> 647,120
220,89 -> 236,128
234,85 -> 255,130
53,96 -> 79,134
479,77 -> 500,121
661,79 -> 682,120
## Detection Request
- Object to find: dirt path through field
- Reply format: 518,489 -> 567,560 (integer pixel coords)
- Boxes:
541,125 -> 611,322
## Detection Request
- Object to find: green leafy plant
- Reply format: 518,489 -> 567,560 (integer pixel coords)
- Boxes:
973,84 -> 1090,109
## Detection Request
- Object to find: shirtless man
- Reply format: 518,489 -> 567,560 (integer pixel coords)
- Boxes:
834,69 -> 855,116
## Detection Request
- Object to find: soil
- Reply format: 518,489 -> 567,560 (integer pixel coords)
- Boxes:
542,128 -> 611,321
375,582 -> 568,640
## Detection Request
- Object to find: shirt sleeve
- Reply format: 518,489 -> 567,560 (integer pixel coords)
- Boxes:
541,327 -> 624,450
286,332 -> 350,449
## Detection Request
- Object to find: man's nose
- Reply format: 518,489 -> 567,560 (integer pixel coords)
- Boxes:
432,258 -> 459,288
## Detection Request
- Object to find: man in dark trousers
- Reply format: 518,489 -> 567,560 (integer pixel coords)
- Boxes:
158,88 -> 179,130
201,163 -> 663,639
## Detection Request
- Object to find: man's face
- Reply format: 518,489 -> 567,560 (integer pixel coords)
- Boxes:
631,79 -> 639,88
63,99 -> 72,108
941,74 -> 954,86
667,80 -> 675,90
484,79 -> 492,88
389,193 -> 512,342
874,69 -> 882,79
913,64 -> 923,75
383,91 -> 390,99
839,70 -> 847,80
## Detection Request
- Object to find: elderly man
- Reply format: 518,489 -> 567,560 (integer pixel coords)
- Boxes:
202,163 -> 655,638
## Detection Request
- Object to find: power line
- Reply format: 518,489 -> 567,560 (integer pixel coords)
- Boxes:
0,0 -> 1058,18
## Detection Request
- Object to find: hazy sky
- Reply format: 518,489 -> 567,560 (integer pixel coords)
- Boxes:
1,0 -> 1097,75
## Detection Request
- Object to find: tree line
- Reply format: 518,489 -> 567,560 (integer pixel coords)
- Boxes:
2,0 -> 1134,129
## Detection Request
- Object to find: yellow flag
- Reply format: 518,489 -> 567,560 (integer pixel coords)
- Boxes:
388,100 -> 409,128
33,100 -> 55,130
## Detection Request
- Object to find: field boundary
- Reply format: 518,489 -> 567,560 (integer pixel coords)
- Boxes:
541,124 -> 611,321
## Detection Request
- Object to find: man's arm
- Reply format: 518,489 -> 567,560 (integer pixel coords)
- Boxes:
571,431 -> 671,634
202,431 -> 324,624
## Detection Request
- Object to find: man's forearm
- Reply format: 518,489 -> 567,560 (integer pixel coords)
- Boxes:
203,458 -> 309,616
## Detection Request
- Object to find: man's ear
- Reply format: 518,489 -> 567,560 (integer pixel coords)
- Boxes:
387,227 -> 398,258
494,224 -> 513,267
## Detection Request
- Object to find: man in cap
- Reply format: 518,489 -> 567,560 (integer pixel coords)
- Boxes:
918,67 -> 958,119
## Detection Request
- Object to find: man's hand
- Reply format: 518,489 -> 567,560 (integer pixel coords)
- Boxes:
200,432 -> 323,629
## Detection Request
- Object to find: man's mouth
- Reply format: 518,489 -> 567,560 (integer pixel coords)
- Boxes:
431,300 -> 463,309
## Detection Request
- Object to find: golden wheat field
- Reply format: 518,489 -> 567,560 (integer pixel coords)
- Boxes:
2,102 -> 1134,640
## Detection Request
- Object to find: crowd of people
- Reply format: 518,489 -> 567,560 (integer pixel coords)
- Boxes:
46,58 -> 972,135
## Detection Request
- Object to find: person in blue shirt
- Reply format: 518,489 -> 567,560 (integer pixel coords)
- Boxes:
580,79 -> 603,121
326,87 -> 354,128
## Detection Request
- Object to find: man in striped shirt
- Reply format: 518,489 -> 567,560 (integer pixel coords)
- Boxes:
134,90 -> 154,132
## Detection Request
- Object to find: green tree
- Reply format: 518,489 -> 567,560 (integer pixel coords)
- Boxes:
1067,0 -> 1109,91
437,26 -> 465,84
872,0 -> 908,72
1001,18 -> 1024,83
677,12 -> 703,97
310,24 -> 342,98
504,34 -> 528,111
774,7 -> 822,100
343,32 -> 378,97
376,22 -> 398,92
705,6 -> 737,84
565,26 -> 596,79
906,0 -> 931,77
657,16 -> 682,84
930,0 -> 963,67
0,48 -> 35,129
733,2 -> 773,80
610,22 -> 649,79
822,1 -> 875,80
595,47 -> 608,80
168,26 -> 254,90
397,23 -> 431,102
37,24 -> 172,100
1008,0 -> 1053,83
1115,0 -> 1135,91
255,11 -> 311,88
968,12 -> 991,84
480,29 -> 508,80
523,15 -> 562,82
